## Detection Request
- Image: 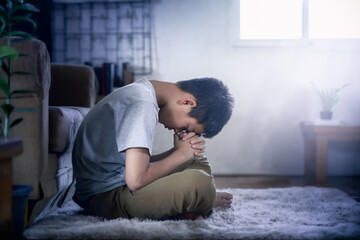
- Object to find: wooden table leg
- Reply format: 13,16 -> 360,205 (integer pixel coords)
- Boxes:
305,139 -> 315,184
0,157 -> 13,239
0,139 -> 23,240
316,136 -> 328,185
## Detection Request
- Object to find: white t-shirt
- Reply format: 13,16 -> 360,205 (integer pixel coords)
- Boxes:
72,77 -> 159,201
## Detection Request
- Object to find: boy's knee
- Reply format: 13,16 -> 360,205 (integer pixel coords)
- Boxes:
188,156 -> 212,175
181,169 -> 216,215
184,169 -> 215,193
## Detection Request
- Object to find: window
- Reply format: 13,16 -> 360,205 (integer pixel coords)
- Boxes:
309,0 -> 360,39
240,0 -> 303,40
237,0 -> 360,43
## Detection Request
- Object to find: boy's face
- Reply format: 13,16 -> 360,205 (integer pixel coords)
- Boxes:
159,98 -> 204,136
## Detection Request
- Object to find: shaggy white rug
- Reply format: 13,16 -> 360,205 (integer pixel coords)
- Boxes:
24,187 -> 360,240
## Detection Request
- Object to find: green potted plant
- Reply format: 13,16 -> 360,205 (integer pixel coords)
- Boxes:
0,0 -> 39,139
0,1 -> 39,239
311,82 -> 350,120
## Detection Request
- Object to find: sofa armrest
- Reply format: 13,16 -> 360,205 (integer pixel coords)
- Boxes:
49,63 -> 98,108
49,106 -> 90,153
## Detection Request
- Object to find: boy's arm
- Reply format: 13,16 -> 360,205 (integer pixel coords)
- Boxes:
125,147 -> 187,191
125,133 -> 205,191
149,148 -> 175,163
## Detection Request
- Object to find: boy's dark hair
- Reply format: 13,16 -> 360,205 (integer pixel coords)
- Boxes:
177,77 -> 234,138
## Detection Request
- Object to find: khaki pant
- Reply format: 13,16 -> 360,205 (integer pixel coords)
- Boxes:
74,157 -> 216,220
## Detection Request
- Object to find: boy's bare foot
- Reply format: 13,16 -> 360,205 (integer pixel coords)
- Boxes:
176,191 -> 233,220
214,191 -> 233,208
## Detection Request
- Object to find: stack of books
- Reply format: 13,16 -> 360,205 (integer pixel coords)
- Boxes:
93,62 -> 134,96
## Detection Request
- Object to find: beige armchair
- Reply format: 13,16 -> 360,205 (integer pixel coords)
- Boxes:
0,38 -> 97,207
0,38 -> 50,200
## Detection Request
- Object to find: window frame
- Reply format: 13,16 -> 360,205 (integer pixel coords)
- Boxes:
231,0 -> 360,49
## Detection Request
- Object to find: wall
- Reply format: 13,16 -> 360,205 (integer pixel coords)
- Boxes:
148,0 -> 360,176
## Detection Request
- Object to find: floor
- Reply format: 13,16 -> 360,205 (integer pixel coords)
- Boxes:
214,175 -> 360,202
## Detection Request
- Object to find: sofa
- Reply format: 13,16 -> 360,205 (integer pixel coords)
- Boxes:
45,63 -> 97,199
0,38 -> 97,213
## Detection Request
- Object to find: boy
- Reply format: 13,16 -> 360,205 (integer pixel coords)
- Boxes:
72,77 -> 234,220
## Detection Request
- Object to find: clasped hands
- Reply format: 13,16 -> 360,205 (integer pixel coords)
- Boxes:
174,131 -> 206,158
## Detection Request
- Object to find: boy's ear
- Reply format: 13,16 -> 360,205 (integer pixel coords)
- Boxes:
179,98 -> 197,108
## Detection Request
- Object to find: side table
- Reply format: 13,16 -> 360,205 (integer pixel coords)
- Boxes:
300,122 -> 360,185
0,139 -> 23,239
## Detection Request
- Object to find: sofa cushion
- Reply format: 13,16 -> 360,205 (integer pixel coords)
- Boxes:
49,106 -> 90,153
50,64 -> 98,108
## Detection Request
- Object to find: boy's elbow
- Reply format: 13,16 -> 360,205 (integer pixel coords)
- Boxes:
126,182 -> 141,191
125,176 -> 144,191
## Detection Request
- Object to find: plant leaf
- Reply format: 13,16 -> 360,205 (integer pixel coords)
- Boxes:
0,46 -> 19,59
17,3 -> 40,13
0,15 -> 5,34
1,61 -> 10,76
1,104 -> 14,116
6,1 -> 13,10
8,31 -> 34,39
10,35 -> 34,43
24,17 -> 37,29
11,15 -> 37,29
10,13 -> 31,21
0,77 -> 10,97
10,118 -> 23,129
335,83 -> 350,93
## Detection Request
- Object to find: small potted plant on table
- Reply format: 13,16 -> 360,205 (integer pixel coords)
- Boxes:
311,82 -> 350,120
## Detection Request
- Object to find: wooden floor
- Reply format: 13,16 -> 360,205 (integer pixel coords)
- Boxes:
214,175 -> 360,202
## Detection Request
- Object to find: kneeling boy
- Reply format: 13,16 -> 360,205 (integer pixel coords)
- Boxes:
72,77 -> 234,220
